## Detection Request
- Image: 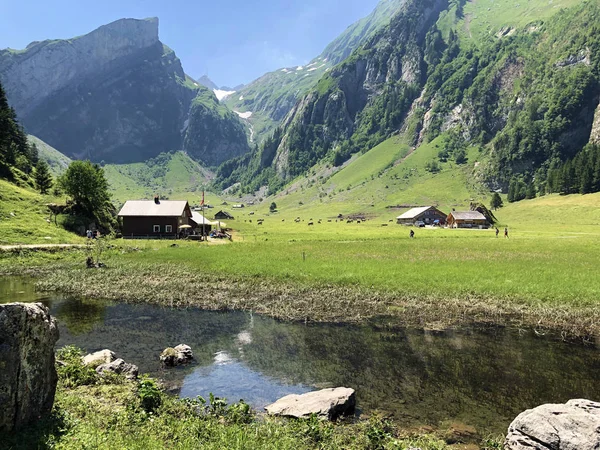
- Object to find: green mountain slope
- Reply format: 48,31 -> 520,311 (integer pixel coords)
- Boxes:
29,135 -> 72,177
102,151 -> 216,205
223,0 -> 407,144
217,0 -> 600,205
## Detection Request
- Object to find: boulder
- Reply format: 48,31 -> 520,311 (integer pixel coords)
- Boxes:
264,387 -> 356,420
83,349 -> 116,367
160,344 -> 193,367
0,303 -> 59,431
96,358 -> 139,380
505,399 -> 600,450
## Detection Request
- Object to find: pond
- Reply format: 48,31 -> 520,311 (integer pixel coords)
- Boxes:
2,276 -> 600,438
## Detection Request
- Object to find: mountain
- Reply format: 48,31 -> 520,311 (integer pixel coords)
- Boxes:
216,0 -> 600,200
223,0 -> 407,144
198,75 -> 219,90
0,18 -> 249,165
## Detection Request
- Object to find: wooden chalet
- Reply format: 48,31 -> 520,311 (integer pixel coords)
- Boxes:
396,206 -> 446,225
447,211 -> 489,229
118,199 -> 192,238
214,210 -> 234,220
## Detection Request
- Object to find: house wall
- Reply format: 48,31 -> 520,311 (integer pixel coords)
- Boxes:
451,219 -> 489,229
122,216 -> 187,238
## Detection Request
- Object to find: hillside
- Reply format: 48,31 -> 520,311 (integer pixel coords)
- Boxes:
0,179 -> 82,245
217,0 -> 600,207
28,135 -> 71,177
223,0 -> 407,144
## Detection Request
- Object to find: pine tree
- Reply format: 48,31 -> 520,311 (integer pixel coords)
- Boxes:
507,179 -> 516,202
34,160 -> 53,194
490,192 -> 504,210
525,183 -> 536,199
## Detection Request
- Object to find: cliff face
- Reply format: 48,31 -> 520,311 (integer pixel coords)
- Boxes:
272,0 -> 448,178
0,18 -> 250,164
183,89 -> 250,167
0,18 -> 160,118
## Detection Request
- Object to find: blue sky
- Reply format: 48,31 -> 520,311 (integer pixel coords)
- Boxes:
0,0 -> 380,87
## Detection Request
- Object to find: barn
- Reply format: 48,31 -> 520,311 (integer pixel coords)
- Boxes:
118,199 -> 192,238
396,206 -> 447,225
215,210 -> 234,220
447,211 -> 489,229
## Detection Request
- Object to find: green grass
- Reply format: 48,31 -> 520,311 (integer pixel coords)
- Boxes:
0,179 -> 82,245
458,0 -> 583,40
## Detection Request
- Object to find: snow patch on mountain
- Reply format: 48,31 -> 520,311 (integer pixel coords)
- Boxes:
234,110 -> 253,119
214,89 -> 235,101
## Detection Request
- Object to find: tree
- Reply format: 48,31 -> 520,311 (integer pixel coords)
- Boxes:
525,183 -> 536,199
59,160 -> 110,214
269,202 -> 277,212
490,192 -> 503,210
34,160 -> 53,194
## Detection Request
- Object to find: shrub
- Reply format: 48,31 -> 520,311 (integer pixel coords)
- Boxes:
55,346 -> 97,388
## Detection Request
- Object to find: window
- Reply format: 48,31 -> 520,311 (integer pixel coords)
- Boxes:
165,225 -> 172,233
153,225 -> 160,233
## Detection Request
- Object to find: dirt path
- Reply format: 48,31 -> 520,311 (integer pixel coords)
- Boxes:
0,244 -> 85,251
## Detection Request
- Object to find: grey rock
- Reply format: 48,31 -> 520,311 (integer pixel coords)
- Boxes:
83,349 -> 116,367
505,399 -> 600,450
265,387 -> 356,420
96,358 -> 139,380
0,303 -> 59,431
160,344 -> 194,367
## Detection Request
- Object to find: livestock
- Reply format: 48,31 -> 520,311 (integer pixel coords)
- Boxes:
308,222 -> 314,226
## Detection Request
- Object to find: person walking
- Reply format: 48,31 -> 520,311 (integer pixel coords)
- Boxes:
409,229 -> 415,239
495,227 -> 499,238
504,227 -> 509,239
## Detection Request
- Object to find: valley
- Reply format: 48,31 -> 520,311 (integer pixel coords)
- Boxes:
1,0 -> 600,448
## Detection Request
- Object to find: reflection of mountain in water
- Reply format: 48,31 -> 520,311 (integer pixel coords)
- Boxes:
2,277 -> 600,436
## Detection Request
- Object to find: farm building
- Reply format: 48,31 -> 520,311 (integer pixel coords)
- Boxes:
447,211 -> 489,229
396,206 -> 447,225
118,199 -> 192,238
215,210 -> 234,220
190,211 -> 214,235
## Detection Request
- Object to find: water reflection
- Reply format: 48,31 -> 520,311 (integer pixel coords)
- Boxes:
1,276 -> 599,436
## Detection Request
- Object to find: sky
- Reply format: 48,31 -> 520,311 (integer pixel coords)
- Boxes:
0,0 -> 381,87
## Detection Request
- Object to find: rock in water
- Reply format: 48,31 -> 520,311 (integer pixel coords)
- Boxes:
82,349 -> 116,367
160,344 -> 193,367
265,387 -> 356,420
505,399 -> 600,449
96,358 -> 139,380
0,303 -> 59,431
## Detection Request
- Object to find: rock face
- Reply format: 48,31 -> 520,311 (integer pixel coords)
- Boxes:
82,349 -> 116,366
160,344 -> 194,367
264,387 -> 356,420
505,399 -> 600,450
0,18 -> 250,164
0,303 -> 59,431
96,358 -> 139,380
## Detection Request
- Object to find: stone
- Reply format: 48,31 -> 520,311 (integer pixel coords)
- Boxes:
505,399 -> 600,450
82,349 -> 116,367
264,387 -> 356,420
160,344 -> 193,367
96,358 -> 139,380
0,303 -> 59,431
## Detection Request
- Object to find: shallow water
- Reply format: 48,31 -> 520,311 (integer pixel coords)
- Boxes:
2,276 -> 600,437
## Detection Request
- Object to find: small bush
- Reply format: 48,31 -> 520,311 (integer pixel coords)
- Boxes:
137,375 -> 162,413
56,346 -> 97,388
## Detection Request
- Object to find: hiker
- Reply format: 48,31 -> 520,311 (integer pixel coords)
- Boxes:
504,227 -> 508,238
495,227 -> 499,238
409,229 -> 415,239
